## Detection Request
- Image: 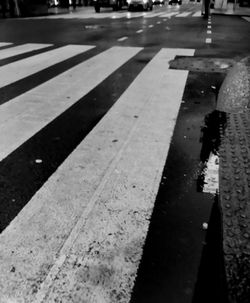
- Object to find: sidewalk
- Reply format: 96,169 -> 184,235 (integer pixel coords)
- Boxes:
217,57 -> 250,303
211,2 -> 250,16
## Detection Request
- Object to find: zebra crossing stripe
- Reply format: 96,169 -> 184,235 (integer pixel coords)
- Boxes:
0,42 -> 13,47
0,44 -> 93,89
144,11 -> 167,18
127,12 -> 147,18
160,12 -> 179,18
0,47 -> 194,302
192,11 -> 202,17
242,17 -> 250,22
0,43 -> 52,61
0,46 -> 142,162
176,11 -> 192,17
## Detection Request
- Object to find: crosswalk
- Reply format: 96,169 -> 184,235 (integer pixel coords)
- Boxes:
0,42 -> 194,302
27,9 -> 202,19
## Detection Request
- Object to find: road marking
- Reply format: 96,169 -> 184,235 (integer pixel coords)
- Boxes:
242,16 -> 250,22
163,18 -> 167,21
176,11 -> 192,17
0,46 -> 142,162
160,12 -> 178,18
207,25 -> 211,29
0,42 -> 13,47
0,47 -> 194,302
117,36 -> 128,41
136,29 -> 143,33
207,30 -> 212,34
206,38 -> 212,43
0,45 -> 93,89
157,21 -> 161,24
192,11 -> 201,17
149,24 -> 154,28
144,12 -> 166,18
0,43 -> 52,60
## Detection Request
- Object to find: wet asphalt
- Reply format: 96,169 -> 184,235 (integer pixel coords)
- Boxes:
0,4 -> 250,302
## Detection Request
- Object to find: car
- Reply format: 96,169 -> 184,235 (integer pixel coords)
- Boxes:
152,0 -> 165,4
93,0 -> 127,12
168,0 -> 181,4
127,0 -> 153,11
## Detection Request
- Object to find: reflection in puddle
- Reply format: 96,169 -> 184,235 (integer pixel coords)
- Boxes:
197,110 -> 227,194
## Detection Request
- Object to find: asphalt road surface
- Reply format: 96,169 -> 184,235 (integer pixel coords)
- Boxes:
0,2 -> 249,302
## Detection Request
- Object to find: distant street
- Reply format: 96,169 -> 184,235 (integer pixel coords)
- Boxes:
0,2 -> 250,302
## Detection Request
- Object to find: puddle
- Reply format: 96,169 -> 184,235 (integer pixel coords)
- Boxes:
197,110 -> 227,194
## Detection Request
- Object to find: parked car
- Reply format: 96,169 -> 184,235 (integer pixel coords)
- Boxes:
168,0 -> 181,4
93,0 -> 127,12
127,0 -> 153,10
152,0 -> 165,4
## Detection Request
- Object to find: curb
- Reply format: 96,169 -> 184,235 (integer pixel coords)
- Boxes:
217,57 -> 250,303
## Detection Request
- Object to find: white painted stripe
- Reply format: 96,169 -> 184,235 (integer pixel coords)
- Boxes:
149,24 -> 154,28
0,42 -> 13,47
0,47 -> 194,302
0,46 -> 142,162
242,17 -> 250,22
126,12 -> 146,19
176,11 -> 192,17
160,12 -> 178,18
0,43 -> 52,60
136,29 -> 143,33
203,153 -> 219,194
207,30 -> 212,34
117,36 -> 128,42
192,11 -> 201,17
208,21 -> 211,24
144,12 -> 166,18
157,21 -> 161,24
207,25 -> 211,29
206,38 -> 212,43
0,45 -> 93,89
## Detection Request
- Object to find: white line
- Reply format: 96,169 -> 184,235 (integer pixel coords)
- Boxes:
149,24 -> 154,28
207,25 -> 211,29
0,45 -> 93,89
0,47 -> 194,302
176,12 -> 192,17
0,43 -> 52,60
157,21 -> 161,24
192,11 -> 201,17
0,42 -> 13,47
144,12 -> 166,18
207,30 -> 212,34
136,29 -> 143,33
117,36 -> 128,41
160,12 -> 178,18
0,46 -> 142,162
206,38 -> 212,43
242,17 -> 250,22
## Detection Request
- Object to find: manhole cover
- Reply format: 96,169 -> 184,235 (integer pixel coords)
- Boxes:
169,57 -> 235,73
